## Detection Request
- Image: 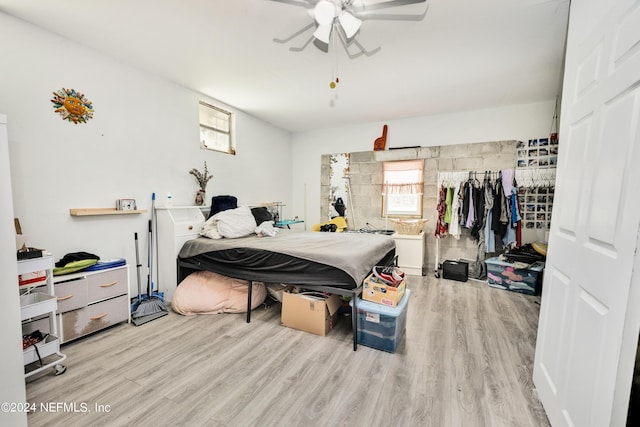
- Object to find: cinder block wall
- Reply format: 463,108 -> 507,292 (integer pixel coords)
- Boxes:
321,140 -> 517,272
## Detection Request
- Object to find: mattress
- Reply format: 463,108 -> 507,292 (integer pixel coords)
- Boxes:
178,230 -> 396,289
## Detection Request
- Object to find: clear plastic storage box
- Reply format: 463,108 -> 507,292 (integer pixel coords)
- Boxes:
350,289 -> 411,353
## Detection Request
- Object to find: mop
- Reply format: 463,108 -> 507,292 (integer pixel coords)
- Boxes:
132,194 -> 168,325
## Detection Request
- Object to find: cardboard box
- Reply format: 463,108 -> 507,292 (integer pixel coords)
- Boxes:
350,289 -> 411,353
281,291 -> 342,336
362,273 -> 406,307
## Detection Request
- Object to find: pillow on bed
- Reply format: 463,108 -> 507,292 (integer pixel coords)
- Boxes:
212,205 -> 257,238
171,270 -> 267,315
250,206 -> 273,225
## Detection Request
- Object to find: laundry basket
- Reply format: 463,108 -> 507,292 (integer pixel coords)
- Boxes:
391,219 -> 427,235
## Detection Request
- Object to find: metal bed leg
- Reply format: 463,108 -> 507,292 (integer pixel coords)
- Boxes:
352,291 -> 358,351
246,280 -> 252,323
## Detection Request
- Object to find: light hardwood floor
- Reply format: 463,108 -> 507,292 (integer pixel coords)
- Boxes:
25,275 -> 550,427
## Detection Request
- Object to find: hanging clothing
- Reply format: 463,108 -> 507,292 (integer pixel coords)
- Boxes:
449,182 -> 462,239
515,188 -> 523,247
461,181 -> 470,226
434,183 -> 448,238
483,174 -> 496,253
511,187 -> 521,227
465,182 -> 475,229
470,182 -> 485,241
491,177 -> 505,235
502,168 -> 515,196
502,223 -> 516,248
485,210 -> 495,253
444,185 -> 453,224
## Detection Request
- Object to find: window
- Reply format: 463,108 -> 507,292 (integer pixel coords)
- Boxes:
382,160 -> 424,218
199,101 -> 235,155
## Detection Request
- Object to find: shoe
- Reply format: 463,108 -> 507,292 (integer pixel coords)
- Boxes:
373,265 -> 404,286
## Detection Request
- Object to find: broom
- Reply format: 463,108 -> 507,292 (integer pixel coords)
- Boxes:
132,216 -> 167,322
130,232 -> 144,313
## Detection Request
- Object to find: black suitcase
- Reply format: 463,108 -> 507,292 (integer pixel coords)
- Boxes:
442,260 -> 468,282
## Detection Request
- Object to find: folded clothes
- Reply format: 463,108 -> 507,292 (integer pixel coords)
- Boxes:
53,259 -> 99,276
55,251 -> 100,267
84,258 -> 127,271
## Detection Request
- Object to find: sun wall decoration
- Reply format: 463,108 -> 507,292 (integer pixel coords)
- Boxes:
51,88 -> 94,124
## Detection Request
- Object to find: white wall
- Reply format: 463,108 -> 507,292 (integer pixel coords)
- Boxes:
291,100 -> 557,230
0,13 -> 292,298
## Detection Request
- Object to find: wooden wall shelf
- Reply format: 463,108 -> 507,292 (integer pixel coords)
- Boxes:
69,208 -> 147,216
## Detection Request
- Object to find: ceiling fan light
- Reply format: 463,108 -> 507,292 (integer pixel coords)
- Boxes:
339,12 -> 362,39
314,1 -> 336,26
313,24 -> 332,44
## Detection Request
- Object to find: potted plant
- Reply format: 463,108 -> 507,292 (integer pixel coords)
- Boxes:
189,161 -> 213,206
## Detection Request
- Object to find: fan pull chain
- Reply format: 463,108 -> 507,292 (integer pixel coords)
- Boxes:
550,95 -> 559,143
330,29 -> 339,89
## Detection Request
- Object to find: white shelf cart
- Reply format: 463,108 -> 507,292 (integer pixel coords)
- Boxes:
19,254 -> 67,377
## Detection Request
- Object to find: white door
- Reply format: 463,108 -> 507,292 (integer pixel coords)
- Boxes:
532,0 -> 640,426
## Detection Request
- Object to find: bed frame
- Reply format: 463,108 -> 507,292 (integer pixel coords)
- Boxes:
176,255 -> 396,351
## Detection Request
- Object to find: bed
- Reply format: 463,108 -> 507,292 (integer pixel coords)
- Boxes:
176,229 -> 396,350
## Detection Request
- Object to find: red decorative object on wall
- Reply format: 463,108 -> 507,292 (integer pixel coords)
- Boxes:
374,124 -> 388,151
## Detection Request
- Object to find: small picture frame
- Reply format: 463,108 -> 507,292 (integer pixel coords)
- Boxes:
116,199 -> 137,211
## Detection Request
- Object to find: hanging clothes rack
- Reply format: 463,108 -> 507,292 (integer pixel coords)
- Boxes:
434,169 -> 514,278
515,168 -> 556,189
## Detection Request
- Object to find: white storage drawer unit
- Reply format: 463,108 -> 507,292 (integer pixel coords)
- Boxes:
54,277 -> 88,313
156,206 -> 205,301
392,232 -> 427,276
54,265 -> 130,343
87,267 -> 128,302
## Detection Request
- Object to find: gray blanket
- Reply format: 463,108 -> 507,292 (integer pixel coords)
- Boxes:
178,230 -> 396,285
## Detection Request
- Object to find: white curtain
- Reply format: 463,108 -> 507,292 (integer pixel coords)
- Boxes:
381,159 -> 424,195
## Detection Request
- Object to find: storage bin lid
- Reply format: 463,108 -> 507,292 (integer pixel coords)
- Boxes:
485,257 -> 544,272
350,289 -> 411,316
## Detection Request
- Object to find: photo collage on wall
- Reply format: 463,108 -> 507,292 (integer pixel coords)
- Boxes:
516,137 -> 559,169
516,136 -> 558,230
518,186 -> 554,230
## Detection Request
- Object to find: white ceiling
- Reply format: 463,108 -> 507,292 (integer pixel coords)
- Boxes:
0,0 -> 570,133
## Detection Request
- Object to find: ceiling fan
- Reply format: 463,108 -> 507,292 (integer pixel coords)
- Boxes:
272,0 -> 429,59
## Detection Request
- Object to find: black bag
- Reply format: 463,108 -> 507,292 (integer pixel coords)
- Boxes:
442,260 -> 469,282
332,197 -> 346,217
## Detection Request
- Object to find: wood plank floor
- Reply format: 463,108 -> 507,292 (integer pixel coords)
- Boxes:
25,275 -> 550,427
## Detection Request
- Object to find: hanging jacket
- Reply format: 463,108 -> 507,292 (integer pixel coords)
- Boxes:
434,183 -> 448,238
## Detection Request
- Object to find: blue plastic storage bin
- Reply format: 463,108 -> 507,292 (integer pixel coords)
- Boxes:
350,289 -> 410,353
485,257 -> 544,295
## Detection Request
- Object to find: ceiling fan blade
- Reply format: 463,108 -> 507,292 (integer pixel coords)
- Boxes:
351,38 -> 381,57
354,4 -> 429,21
338,11 -> 362,39
289,35 -> 316,52
273,22 -> 316,44
269,0 -> 316,8
313,24 -> 333,44
351,0 -> 427,12
337,30 -> 364,59
337,29 -> 381,57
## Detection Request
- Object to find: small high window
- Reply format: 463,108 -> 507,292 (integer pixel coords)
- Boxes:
199,101 -> 235,155
382,160 -> 424,218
